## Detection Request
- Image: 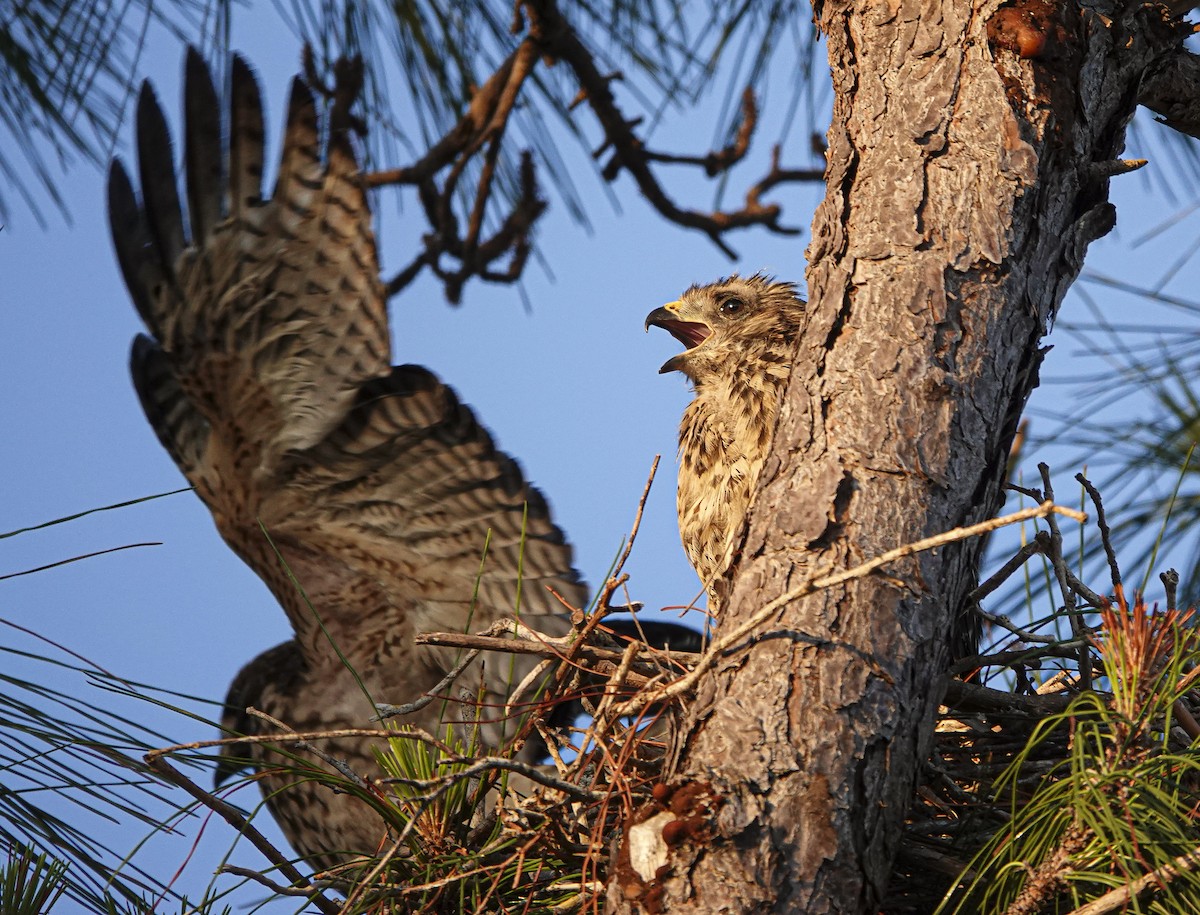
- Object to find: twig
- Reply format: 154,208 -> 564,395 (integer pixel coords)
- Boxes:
1063,843 -> 1200,915
535,718 -> 571,776
144,757 -> 341,915
552,457 -> 668,723
574,641 -> 643,760
1076,473 -> 1122,591
611,456 -> 659,589
942,679 -> 1074,716
245,708 -> 371,790
506,657 -> 557,718
970,604 -> 1063,645
745,145 -> 824,212
415,628 -> 680,679
147,725 -> 453,762
339,800 -> 438,911
1035,670 -> 1078,695
1006,481 -> 1044,502
1063,567 -> 1109,609
375,648 -> 483,720
217,864 -> 334,898
949,643 -> 1088,676
1162,569 -> 1180,612
968,533 -> 1047,603
384,756 -> 599,802
643,88 -> 756,174
1040,465 -> 1093,688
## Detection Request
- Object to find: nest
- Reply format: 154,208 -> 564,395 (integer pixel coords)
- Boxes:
145,469 -> 1200,914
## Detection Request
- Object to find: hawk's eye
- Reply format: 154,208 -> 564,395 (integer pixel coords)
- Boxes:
719,297 -> 745,316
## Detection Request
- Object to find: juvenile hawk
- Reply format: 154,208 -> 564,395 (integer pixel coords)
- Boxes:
649,280 -> 985,661
646,277 -> 807,603
109,50 -> 696,869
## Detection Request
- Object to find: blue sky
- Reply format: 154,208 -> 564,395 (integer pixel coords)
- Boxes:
2,5 -> 1199,912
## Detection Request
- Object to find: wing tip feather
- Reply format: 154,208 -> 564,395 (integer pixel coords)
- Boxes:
184,45 -> 223,240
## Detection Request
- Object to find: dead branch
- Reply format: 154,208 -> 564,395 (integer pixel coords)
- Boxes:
375,647 -> 484,721
144,756 -> 342,915
519,0 -> 819,258
949,643 -> 1087,678
242,707 -> 387,796
1076,472 -> 1122,592
942,678 -> 1074,716
384,756 -> 600,802
333,0 -> 821,302
1064,841 -> 1200,915
413,627 -> 685,686
1040,464 -> 1094,687
218,864 -> 334,899
147,724 -> 453,762
366,40 -> 547,303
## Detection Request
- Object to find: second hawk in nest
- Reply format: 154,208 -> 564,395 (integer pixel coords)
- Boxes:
109,51 -> 698,869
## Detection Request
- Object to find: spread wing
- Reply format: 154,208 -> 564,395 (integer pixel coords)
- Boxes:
109,49 -> 587,668
109,50 -> 716,865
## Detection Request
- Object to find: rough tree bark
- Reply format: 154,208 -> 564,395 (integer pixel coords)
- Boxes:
607,1 -> 1187,912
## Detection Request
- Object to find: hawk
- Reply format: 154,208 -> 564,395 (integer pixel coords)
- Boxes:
649,281 -> 983,660
646,277 -> 807,603
108,50 -> 697,869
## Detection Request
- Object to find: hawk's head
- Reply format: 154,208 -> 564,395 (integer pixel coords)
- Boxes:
645,274 -> 806,383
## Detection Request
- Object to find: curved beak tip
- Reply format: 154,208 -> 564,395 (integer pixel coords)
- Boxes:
644,304 -> 678,332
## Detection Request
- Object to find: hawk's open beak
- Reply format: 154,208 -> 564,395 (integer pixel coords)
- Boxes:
645,302 -> 712,374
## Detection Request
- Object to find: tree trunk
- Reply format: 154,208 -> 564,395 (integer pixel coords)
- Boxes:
607,1 -> 1185,912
